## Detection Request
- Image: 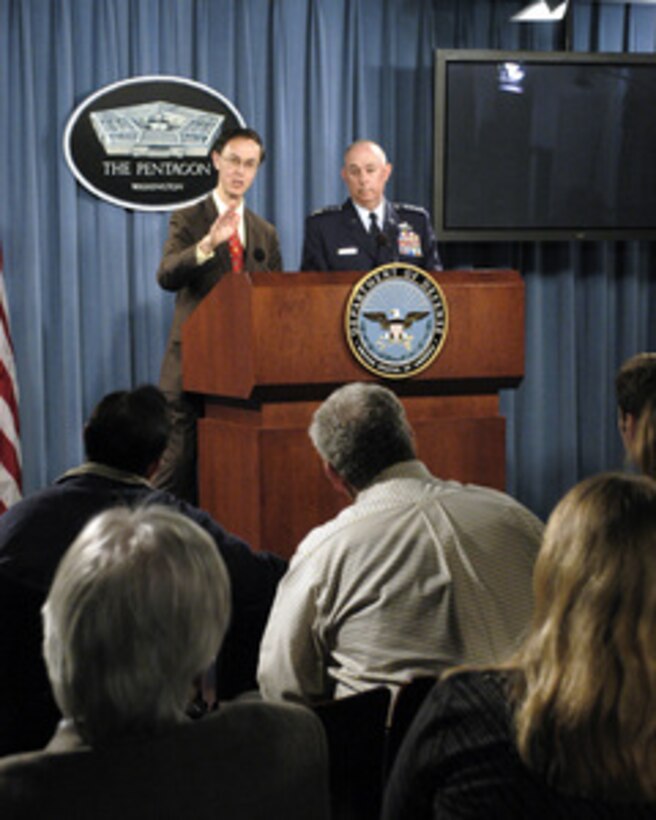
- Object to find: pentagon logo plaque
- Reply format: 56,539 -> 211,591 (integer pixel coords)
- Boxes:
64,76 -> 245,212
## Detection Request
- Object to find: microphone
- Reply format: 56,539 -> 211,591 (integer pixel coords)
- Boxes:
377,229 -> 399,262
247,247 -> 269,274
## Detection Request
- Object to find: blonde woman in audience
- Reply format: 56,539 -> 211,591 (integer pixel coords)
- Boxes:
383,472 -> 656,819
0,506 -> 329,820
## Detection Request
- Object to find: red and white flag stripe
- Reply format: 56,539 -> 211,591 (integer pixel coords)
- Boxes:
0,245 -> 22,513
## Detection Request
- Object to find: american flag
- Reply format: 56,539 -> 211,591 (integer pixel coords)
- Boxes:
0,245 -> 22,513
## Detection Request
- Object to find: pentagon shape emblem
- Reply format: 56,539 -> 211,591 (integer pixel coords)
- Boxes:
64,76 -> 244,211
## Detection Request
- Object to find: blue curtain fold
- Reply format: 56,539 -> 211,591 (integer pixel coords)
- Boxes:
1,0 -> 654,521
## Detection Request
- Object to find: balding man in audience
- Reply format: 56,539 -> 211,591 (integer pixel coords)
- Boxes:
257,382 -> 543,705
0,506 -> 329,820
0,385 -> 285,754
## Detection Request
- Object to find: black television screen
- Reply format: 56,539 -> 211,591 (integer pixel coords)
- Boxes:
434,49 -> 656,241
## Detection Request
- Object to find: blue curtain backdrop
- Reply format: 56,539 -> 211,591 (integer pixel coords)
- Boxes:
0,0 -> 654,522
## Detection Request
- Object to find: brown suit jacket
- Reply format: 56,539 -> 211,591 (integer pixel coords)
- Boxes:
157,194 -> 283,394
0,700 -> 329,820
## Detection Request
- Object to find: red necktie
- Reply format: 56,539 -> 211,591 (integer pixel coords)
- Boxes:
229,232 -> 244,274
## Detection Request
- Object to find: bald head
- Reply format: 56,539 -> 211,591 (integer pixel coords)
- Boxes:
343,140 -> 388,165
341,140 -> 392,210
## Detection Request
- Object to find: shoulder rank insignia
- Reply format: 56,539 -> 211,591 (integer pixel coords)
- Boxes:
309,205 -> 341,217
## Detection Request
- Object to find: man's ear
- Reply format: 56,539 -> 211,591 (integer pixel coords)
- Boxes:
618,410 -> 637,450
323,461 -> 356,501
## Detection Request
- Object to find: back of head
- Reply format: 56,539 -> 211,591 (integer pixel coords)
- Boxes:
615,352 -> 656,418
309,382 -> 415,491
83,385 -> 170,476
514,472 -> 656,800
43,506 -> 231,745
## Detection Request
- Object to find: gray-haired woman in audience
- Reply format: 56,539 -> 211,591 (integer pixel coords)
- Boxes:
0,506 -> 329,820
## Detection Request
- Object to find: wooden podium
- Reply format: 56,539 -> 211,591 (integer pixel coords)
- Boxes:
182,269 -> 524,559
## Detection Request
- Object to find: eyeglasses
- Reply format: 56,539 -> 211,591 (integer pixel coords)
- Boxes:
221,154 -> 259,171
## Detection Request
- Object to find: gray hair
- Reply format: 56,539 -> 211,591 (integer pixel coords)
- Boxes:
43,506 -> 231,744
309,382 -> 415,490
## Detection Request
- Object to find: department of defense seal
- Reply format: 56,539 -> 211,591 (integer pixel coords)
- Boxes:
345,263 -> 448,378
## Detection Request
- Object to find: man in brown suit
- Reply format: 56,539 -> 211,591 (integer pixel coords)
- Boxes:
154,126 -> 283,502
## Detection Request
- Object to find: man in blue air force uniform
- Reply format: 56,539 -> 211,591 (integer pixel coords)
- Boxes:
300,140 -> 441,272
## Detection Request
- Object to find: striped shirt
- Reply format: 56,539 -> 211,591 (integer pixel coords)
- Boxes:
257,461 -> 543,704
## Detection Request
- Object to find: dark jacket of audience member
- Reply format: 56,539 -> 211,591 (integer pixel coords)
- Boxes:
0,386 -> 286,755
0,507 -> 328,819
383,473 -> 656,819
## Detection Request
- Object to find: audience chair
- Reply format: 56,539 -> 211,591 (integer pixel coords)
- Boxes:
0,572 -> 60,756
384,675 -> 437,779
313,686 -> 391,820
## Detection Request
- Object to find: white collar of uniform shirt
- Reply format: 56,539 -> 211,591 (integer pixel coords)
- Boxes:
353,199 -> 386,234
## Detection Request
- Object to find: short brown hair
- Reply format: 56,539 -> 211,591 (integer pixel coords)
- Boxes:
615,352 -> 656,417
212,126 -> 266,163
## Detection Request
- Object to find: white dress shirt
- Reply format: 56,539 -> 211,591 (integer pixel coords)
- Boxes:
257,460 -> 543,704
353,200 -> 386,234
213,190 -> 246,244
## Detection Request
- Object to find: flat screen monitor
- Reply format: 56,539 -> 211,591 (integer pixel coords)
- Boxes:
434,49 -> 656,241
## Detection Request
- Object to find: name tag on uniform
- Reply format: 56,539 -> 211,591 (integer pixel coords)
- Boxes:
337,247 -> 358,256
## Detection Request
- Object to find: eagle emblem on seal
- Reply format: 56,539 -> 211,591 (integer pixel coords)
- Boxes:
364,308 -> 430,350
